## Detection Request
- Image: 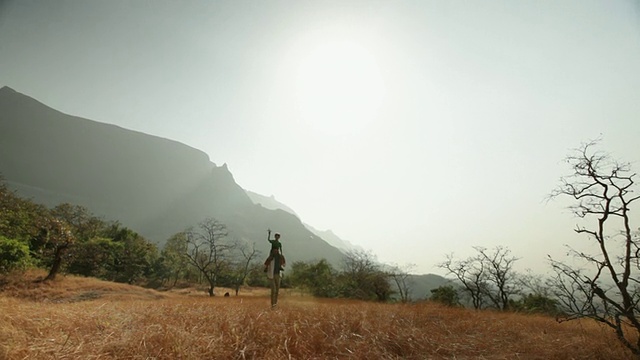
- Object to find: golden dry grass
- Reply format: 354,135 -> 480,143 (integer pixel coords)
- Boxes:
0,272 -> 633,359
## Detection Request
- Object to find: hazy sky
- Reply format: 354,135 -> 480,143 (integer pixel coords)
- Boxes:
1,0 -> 639,275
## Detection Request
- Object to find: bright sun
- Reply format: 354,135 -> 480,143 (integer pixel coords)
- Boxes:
295,40 -> 385,137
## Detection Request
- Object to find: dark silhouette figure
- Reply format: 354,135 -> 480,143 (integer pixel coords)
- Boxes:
264,230 -> 286,272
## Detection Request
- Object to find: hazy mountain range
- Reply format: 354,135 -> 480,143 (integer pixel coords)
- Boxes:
0,86 -> 448,298
245,190 -> 363,253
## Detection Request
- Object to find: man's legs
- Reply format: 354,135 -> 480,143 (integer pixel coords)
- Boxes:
270,273 -> 281,307
264,254 -> 274,272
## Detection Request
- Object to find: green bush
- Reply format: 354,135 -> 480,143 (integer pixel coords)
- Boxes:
290,260 -> 340,298
67,237 -> 118,278
429,285 -> 461,307
511,294 -> 561,316
0,236 -> 31,271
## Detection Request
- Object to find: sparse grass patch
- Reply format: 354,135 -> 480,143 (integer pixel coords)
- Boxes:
0,273 -> 634,359
0,270 -> 166,302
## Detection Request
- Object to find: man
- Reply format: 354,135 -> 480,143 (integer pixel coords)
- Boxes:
265,229 -> 284,307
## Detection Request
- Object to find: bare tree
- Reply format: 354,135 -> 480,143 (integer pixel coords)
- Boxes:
229,241 -> 260,296
439,246 -> 519,310
184,218 -> 234,296
388,263 -> 416,303
438,252 -> 488,310
548,140 -> 640,356
517,269 -> 552,297
475,246 -> 520,310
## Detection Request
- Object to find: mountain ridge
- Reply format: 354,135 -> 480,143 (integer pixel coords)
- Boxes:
244,189 -> 364,254
0,86 -> 346,266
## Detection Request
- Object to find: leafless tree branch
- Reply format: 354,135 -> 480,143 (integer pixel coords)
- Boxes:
548,139 -> 640,356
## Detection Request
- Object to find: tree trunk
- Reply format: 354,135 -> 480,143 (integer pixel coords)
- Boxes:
207,273 -> 217,296
208,277 -> 215,296
44,246 -> 65,281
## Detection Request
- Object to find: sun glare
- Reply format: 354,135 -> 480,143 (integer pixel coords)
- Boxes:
295,40 -> 385,137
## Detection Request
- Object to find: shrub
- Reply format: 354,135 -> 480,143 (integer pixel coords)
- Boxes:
510,294 -> 561,316
0,236 -> 31,272
430,285 -> 461,307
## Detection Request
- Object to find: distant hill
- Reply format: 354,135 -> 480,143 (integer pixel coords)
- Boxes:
407,274 -> 453,300
245,191 -> 299,217
303,224 -> 365,254
245,189 -> 364,254
0,86 -> 346,266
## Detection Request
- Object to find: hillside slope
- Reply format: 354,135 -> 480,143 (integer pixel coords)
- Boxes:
0,86 -> 345,265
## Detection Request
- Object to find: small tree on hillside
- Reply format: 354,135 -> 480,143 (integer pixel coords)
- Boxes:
184,218 -> 234,296
548,140 -> 640,356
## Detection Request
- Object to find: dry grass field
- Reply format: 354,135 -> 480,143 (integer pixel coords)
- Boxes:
0,271 -> 633,359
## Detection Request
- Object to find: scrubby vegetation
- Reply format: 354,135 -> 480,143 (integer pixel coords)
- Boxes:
0,271 -> 634,359
0,181 -> 393,301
